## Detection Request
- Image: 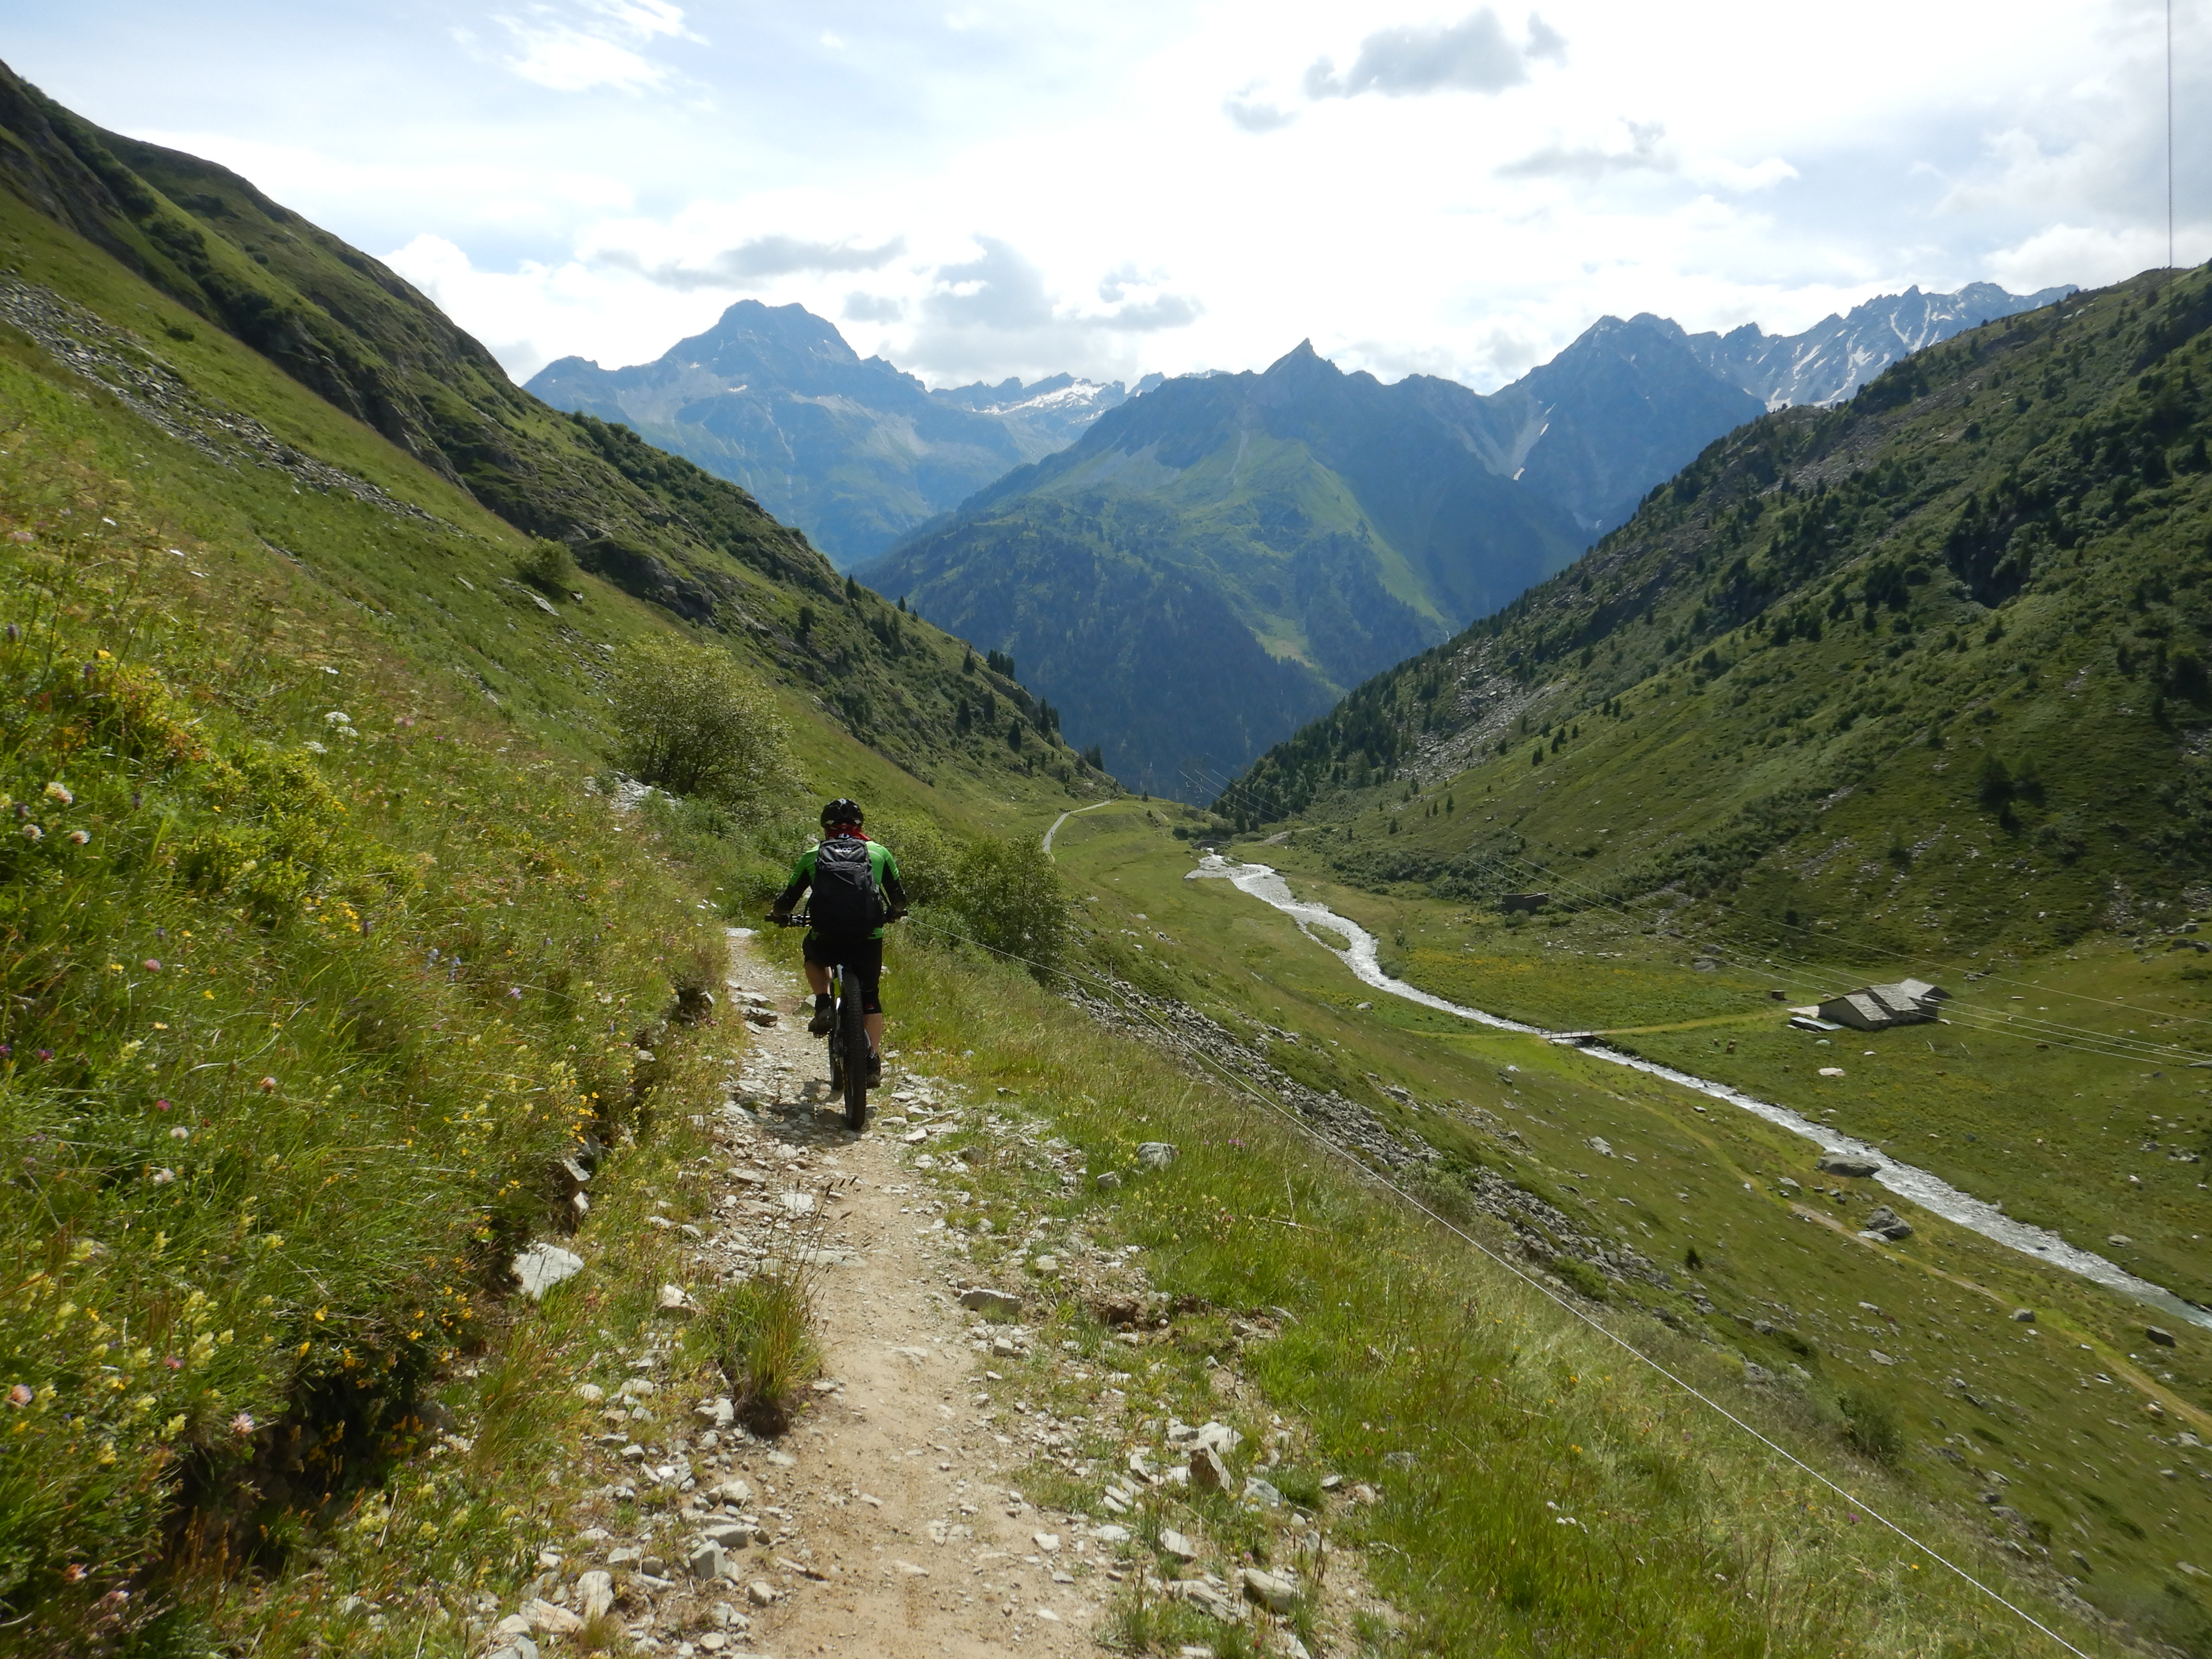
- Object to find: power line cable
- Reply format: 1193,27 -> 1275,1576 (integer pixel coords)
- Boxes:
895,910 -> 2099,1658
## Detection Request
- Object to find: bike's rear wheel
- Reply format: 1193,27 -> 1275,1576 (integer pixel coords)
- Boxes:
839,978 -> 869,1130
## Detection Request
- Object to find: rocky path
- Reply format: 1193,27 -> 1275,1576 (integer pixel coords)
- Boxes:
485,927 -> 1369,1659
705,930 -> 1113,1658
488,933 -> 1118,1659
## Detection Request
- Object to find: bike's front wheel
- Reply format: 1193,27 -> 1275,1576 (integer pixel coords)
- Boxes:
839,980 -> 869,1130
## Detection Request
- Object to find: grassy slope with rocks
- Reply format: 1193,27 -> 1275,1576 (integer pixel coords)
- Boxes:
819,838 -> 2140,1657
1032,801 -> 2211,1653
0,78 -> 1100,1650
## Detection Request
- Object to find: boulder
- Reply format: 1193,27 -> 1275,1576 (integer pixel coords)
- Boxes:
2148,1326 -> 2177,1347
1195,1420 -> 1242,1455
1816,1156 -> 1881,1178
1190,1446 -> 1232,1492
1240,1566 -> 1298,1613
512,1243 -> 584,1299
575,1570 -> 614,1620
1242,1476 -> 1284,1508
521,1598 -> 582,1635
686,1540 -> 728,1580
2011,1309 -> 2036,1323
1166,1577 -> 1237,1621
1158,1527 -> 1199,1562
1861,1206 -> 1913,1241
1136,1142 -> 1178,1169
657,1283 -> 697,1315
958,1286 -> 1022,1319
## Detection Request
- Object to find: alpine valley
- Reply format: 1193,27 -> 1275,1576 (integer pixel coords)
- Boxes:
5,44 -> 2206,1659
860,284 -> 2066,791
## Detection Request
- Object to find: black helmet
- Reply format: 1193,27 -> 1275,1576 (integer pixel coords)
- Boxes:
820,797 -> 864,830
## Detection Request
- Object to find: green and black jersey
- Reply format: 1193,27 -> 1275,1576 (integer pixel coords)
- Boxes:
771,836 -> 908,938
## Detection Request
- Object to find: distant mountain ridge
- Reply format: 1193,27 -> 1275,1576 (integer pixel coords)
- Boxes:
864,342 -> 1590,791
1686,281 -> 2076,410
527,302 -> 1135,566
859,280 -> 2070,791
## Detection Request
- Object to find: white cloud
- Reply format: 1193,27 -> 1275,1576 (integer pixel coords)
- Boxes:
496,0 -> 700,93
1987,222 -> 2178,292
68,0 -> 2200,395
1304,9 -> 1564,100
1499,119 -> 1669,180
1224,84 -> 1297,132
595,234 -> 907,291
904,237 -> 1204,376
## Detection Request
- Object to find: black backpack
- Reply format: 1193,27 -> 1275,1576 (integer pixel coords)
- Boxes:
808,836 -> 885,933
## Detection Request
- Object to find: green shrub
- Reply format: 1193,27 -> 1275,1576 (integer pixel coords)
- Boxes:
942,834 -> 1070,978
1837,1386 -> 1905,1465
514,537 -> 576,593
1553,1257 -> 1611,1301
610,637 -> 800,808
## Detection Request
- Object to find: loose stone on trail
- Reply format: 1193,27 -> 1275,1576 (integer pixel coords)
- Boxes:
512,1242 -> 583,1299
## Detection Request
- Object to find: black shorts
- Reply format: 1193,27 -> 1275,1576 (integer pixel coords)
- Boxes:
803,931 -> 883,1015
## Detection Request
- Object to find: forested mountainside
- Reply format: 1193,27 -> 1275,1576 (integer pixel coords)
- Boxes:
1226,263 -> 2212,957
0,60 -> 1094,789
528,302 -> 1137,568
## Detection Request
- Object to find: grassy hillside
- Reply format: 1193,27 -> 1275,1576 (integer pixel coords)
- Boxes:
1036,800 -> 2210,1653
0,59 -> 1107,801
1228,263 -> 2212,960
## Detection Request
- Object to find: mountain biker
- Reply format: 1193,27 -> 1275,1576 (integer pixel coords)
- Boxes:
769,799 -> 909,1083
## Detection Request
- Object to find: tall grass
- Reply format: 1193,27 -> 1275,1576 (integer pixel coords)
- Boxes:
697,1275 -> 819,1439
871,927 -> 2106,1658
0,407 -> 721,1646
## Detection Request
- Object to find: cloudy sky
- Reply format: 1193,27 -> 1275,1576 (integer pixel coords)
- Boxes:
13,1 -> 2204,391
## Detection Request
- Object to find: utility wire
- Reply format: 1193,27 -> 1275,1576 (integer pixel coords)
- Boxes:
896,910 -> 2099,1658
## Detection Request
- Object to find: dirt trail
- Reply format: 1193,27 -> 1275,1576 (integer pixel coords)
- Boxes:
710,930 -> 1110,1657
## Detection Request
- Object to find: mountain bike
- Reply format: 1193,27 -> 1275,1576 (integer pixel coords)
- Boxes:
770,912 -> 871,1130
